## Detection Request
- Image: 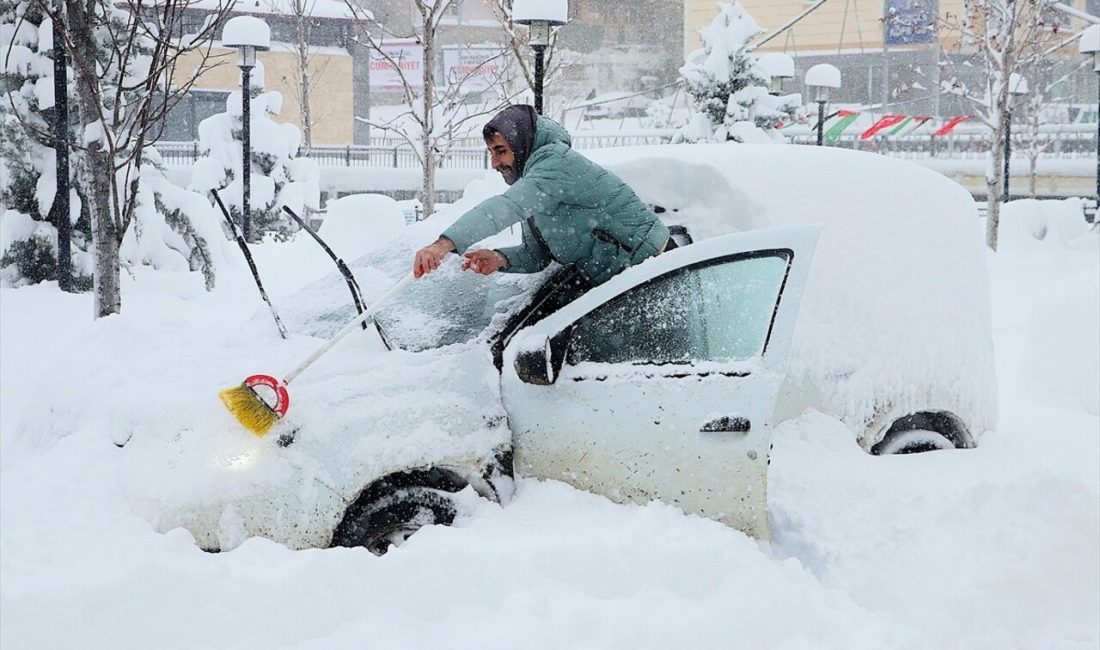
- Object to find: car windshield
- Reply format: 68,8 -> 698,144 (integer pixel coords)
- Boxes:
280,230 -> 551,352
374,264 -> 543,351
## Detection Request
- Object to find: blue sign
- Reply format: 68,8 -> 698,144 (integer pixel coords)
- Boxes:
884,0 -> 937,45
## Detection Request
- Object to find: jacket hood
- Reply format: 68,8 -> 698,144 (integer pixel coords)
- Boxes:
483,105 -> 538,181
532,115 -> 572,151
483,107 -> 574,182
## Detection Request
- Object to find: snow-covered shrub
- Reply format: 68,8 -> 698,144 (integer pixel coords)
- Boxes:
0,208 -> 93,288
189,63 -> 319,241
0,232 -> 54,283
677,2 -> 801,143
998,198 -> 1094,251
119,151 -> 229,290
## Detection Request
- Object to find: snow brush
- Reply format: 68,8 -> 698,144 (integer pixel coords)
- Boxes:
220,272 -> 415,436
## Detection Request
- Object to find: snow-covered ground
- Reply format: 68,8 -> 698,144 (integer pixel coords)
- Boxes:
1,199 -> 1097,649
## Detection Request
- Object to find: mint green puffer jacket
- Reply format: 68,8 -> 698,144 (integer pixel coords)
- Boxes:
441,117 -> 669,285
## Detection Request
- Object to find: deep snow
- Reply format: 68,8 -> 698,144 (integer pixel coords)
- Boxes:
0,196 -> 1097,649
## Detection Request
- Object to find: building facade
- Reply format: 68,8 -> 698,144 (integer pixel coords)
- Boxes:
165,1 -> 686,146
683,0 -> 1100,119
167,2 -> 362,145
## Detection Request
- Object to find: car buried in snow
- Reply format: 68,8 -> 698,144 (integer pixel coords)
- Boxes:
144,144 -> 1000,552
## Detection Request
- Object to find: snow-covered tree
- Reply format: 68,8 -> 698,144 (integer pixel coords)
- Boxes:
23,0 -> 234,315
677,2 -> 800,143
0,0 -> 92,289
939,0 -> 1067,250
189,65 -> 320,241
344,0 -> 513,218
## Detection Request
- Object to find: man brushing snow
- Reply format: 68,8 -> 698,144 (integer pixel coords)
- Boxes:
413,105 -> 670,286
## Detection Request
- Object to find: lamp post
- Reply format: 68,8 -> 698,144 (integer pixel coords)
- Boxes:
758,53 -> 794,96
52,0 -> 71,292
222,16 -> 270,242
1003,73 -> 1029,203
805,64 -> 841,146
512,0 -> 568,114
1079,24 -> 1100,218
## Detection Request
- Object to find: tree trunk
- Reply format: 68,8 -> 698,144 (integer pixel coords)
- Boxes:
296,8 -> 312,154
987,123 -> 1004,252
1028,151 -> 1038,196
420,18 -> 436,218
66,0 -> 120,316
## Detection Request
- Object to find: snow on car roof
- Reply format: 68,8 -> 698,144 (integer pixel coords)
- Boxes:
587,144 -> 997,438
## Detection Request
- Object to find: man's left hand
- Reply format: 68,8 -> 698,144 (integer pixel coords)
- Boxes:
461,249 -> 509,275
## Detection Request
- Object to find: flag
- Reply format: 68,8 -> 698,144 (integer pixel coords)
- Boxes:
888,115 -> 934,136
932,115 -> 975,136
824,110 -> 860,142
860,115 -> 907,139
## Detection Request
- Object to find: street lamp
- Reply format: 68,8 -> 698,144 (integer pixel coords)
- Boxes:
1002,73 -> 1029,203
52,0 -> 71,291
805,64 -> 841,146
222,15 -> 270,241
1079,24 -> 1100,217
757,53 -> 795,96
512,0 -> 568,114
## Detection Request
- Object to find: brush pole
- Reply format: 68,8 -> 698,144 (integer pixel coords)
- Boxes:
282,273 -> 415,385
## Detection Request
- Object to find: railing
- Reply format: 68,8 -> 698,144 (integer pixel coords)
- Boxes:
155,131 -> 678,169
156,141 -> 489,169
783,123 -> 1097,158
154,124 -> 1096,170
786,132 -> 1097,158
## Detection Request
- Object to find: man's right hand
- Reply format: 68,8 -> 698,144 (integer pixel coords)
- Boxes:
413,237 -> 456,278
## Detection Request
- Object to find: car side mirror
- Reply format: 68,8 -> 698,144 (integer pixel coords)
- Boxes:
514,330 -> 569,385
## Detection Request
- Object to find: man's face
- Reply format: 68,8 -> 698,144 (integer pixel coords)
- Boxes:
486,132 -> 518,185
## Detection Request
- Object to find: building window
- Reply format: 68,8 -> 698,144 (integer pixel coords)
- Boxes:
159,90 -> 230,141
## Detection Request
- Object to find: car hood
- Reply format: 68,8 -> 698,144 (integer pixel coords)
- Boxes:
12,292 -> 511,551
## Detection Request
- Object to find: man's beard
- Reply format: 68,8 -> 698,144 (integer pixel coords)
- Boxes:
497,165 -> 518,185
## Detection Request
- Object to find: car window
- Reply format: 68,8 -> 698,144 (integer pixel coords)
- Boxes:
566,251 -> 792,365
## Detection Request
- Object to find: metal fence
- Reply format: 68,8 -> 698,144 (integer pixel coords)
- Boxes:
155,124 -> 1096,170
155,131 -> 677,170
787,133 -> 1097,159
156,141 -> 490,169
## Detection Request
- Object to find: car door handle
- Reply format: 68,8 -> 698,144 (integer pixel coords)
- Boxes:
700,416 -> 751,433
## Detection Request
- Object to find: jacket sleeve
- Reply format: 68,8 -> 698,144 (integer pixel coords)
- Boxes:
496,220 -> 552,274
440,175 -> 560,253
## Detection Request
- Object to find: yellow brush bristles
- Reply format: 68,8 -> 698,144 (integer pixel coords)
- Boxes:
219,384 -> 279,436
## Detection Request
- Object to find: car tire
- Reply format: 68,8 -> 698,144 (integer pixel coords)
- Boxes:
871,411 -> 975,455
872,428 -> 957,455
331,487 -> 456,555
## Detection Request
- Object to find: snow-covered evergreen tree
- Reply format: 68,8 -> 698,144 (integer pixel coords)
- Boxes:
189,62 -> 319,241
677,2 -> 800,143
3,0 -> 229,294
0,0 -> 92,288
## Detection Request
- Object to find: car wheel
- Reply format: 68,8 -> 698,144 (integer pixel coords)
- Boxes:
331,487 -> 456,555
872,428 -> 957,455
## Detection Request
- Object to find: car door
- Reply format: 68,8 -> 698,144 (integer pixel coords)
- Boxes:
500,226 -> 819,540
